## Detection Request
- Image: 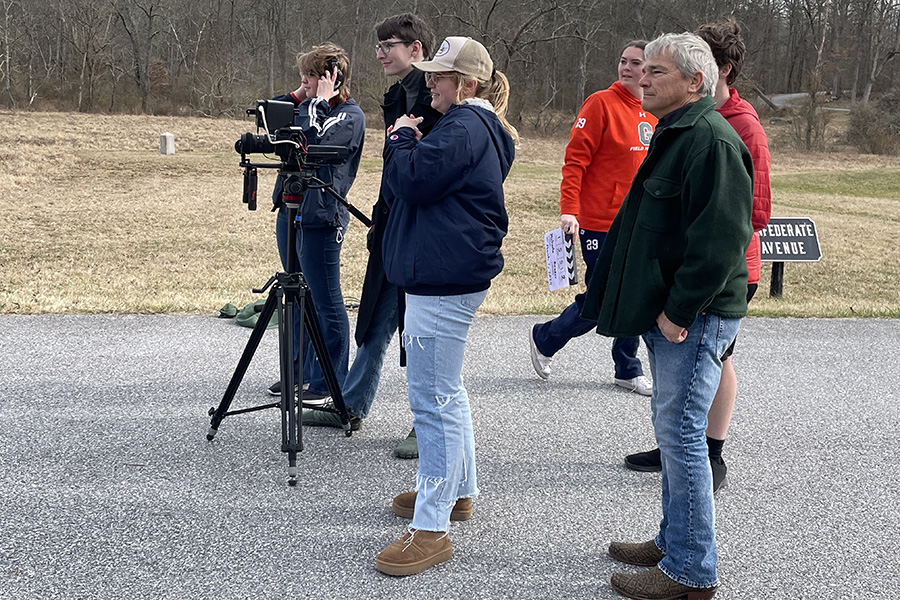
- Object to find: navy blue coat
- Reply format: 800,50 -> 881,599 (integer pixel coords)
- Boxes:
382,102 -> 515,296
354,71 -> 442,345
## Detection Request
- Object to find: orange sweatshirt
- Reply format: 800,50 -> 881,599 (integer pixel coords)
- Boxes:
559,81 -> 657,232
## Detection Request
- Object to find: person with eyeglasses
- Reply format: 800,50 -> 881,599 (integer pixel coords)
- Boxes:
302,14 -> 441,461
373,36 -> 518,576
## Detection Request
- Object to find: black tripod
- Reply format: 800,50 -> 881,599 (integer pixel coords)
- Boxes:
207,166 -> 370,486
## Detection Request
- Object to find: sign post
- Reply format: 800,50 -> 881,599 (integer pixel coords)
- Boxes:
759,217 -> 822,297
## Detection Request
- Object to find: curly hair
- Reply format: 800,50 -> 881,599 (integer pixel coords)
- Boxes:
696,17 -> 746,86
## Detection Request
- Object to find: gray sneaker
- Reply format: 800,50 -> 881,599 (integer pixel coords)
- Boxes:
529,325 -> 552,379
393,428 -> 418,459
303,408 -> 361,431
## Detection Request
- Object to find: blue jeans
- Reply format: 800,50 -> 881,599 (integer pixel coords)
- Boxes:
275,208 -> 349,395
404,291 -> 486,532
342,281 -> 399,418
643,314 -> 741,588
532,229 -> 643,379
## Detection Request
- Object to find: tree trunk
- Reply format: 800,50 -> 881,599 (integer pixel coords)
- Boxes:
861,45 -> 879,106
575,35 -> 587,114
1,0 -> 15,107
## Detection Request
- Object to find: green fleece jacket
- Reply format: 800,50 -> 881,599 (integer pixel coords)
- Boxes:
581,96 -> 754,337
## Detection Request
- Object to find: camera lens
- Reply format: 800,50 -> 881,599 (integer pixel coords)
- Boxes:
234,133 -> 274,155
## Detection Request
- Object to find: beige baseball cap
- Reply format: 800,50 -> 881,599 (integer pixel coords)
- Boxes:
412,36 -> 493,81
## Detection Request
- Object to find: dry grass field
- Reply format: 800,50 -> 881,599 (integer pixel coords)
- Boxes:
1,110 -> 898,318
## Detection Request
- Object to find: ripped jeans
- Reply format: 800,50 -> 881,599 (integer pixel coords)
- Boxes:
404,290 -> 487,532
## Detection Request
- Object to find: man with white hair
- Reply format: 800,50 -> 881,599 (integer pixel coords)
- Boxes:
581,32 -> 754,599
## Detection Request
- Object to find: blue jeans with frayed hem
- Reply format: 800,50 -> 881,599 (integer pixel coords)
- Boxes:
404,291 -> 486,532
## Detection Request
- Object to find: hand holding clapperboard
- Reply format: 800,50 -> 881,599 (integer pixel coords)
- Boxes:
544,229 -> 578,291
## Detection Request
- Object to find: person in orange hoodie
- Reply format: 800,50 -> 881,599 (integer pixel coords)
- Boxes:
623,18 -> 772,493
529,40 -> 657,396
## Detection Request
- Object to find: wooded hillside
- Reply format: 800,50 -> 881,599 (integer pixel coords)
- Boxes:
1,0 -> 897,125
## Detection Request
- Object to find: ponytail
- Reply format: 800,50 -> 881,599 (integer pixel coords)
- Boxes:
453,69 -> 520,145
476,70 -> 519,145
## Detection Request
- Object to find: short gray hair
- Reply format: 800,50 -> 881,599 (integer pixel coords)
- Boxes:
645,33 -> 718,97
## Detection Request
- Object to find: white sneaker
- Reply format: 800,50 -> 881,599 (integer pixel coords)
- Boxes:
615,375 -> 653,396
529,325 -> 552,379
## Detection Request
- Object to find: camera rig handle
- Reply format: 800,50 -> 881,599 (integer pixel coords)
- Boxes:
303,174 -> 372,228
238,158 -> 372,229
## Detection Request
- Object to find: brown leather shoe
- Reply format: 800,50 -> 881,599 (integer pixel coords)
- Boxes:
611,566 -> 717,600
374,529 -> 453,576
608,539 -> 665,566
391,491 -> 474,521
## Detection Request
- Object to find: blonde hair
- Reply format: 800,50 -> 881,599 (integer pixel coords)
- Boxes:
451,70 -> 519,144
296,42 -> 351,103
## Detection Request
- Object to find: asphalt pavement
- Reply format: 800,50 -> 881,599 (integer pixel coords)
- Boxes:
1,314 -> 898,599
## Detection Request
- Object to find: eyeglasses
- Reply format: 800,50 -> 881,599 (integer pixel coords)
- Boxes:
375,40 -> 412,55
424,72 -> 455,83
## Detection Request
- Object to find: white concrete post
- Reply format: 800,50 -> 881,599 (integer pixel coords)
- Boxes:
160,132 -> 175,155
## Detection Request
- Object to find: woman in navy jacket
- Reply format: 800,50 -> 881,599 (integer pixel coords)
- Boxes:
270,43 -> 365,400
373,36 -> 517,577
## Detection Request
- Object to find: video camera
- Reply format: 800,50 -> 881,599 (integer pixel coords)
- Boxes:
234,99 -> 349,210
233,99 -> 370,228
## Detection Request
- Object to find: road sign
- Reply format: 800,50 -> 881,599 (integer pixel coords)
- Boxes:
760,217 -> 821,262
759,217 -> 822,297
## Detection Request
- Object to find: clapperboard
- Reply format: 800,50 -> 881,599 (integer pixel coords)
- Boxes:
544,228 -> 578,291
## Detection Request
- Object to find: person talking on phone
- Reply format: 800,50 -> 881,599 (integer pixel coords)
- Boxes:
268,43 -> 365,403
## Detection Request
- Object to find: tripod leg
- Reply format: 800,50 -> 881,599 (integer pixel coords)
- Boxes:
301,291 -> 353,436
279,287 -> 303,485
207,290 -> 279,441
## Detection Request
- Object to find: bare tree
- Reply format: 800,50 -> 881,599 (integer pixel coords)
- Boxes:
0,0 -> 22,107
112,0 -> 166,113
799,0 -> 831,149
63,0 -> 115,111
860,0 -> 900,106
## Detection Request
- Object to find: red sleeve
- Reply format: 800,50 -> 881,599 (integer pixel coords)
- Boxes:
747,129 -> 772,232
732,113 -> 772,232
559,94 -> 607,217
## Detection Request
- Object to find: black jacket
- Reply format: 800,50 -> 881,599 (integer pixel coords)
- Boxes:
354,70 -> 441,345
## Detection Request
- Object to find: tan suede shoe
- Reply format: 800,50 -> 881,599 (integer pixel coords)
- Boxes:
374,529 -> 452,576
608,539 -> 665,566
611,566 -> 717,600
391,491 -> 474,521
